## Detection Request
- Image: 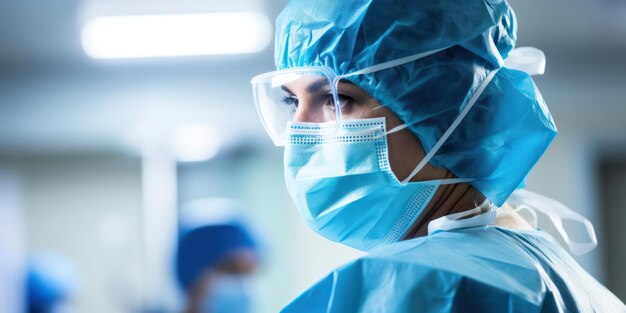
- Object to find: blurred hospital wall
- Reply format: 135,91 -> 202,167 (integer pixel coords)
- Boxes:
1,0 -> 625,312
0,170 -> 24,313
509,0 -> 626,299
0,155 -> 143,312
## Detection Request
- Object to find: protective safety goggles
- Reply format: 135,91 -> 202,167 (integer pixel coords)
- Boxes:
250,48 -> 447,146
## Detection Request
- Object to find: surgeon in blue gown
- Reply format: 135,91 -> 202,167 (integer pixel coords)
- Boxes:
249,0 -> 626,312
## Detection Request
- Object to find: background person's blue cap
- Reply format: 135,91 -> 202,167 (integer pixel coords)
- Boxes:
175,198 -> 259,291
26,253 -> 78,312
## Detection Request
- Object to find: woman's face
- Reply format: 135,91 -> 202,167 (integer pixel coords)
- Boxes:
283,77 -> 448,182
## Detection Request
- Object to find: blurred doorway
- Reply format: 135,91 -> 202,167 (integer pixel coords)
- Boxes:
598,156 -> 626,302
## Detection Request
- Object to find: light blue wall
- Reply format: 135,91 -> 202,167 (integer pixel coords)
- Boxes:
1,0 -> 625,310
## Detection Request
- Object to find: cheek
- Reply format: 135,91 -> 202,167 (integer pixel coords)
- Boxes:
386,127 -> 449,182
380,109 -> 404,128
346,99 -> 391,120
376,108 -> 429,181
362,105 -> 448,182
386,129 -> 421,181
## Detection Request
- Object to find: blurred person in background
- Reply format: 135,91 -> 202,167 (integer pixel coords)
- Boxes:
175,198 -> 260,313
250,0 -> 626,311
25,253 -> 78,313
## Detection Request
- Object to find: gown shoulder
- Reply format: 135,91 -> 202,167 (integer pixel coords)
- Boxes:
282,227 -> 626,313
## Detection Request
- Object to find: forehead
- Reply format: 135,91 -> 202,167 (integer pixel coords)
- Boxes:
282,75 -> 363,94
215,250 -> 258,274
282,74 -> 331,94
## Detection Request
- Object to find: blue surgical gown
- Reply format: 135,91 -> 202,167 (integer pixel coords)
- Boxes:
282,227 -> 626,312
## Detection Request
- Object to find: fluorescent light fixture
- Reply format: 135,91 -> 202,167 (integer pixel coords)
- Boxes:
81,12 -> 271,59
173,124 -> 221,162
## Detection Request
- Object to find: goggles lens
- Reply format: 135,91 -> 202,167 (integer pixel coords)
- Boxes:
252,68 -> 341,146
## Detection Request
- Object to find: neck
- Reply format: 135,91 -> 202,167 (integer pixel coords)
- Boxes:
403,171 -> 487,239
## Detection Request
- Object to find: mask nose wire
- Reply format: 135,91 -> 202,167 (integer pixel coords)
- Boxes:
401,68 -> 501,184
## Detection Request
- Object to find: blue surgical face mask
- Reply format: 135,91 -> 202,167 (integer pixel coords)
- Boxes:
202,275 -> 253,313
284,117 -> 471,251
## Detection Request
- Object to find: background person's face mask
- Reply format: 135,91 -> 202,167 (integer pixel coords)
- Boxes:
202,275 -> 254,313
284,117 -> 469,251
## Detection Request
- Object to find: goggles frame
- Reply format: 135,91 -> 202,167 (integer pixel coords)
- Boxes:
251,66 -> 345,146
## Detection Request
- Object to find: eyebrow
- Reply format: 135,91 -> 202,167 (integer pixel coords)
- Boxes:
281,78 -> 331,96
305,78 -> 330,93
281,85 -> 294,95
338,79 -> 356,86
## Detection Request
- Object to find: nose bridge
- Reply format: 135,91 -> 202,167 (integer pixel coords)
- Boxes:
289,74 -> 337,123
293,104 -> 308,122
293,100 -> 315,122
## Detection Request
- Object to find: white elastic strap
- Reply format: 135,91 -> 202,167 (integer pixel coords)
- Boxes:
513,204 -> 539,229
325,271 -> 338,313
504,47 -> 546,76
401,68 -> 500,184
386,123 -> 410,135
507,189 -> 598,255
342,46 -> 450,78
418,177 -> 474,186
428,203 -> 497,235
372,123 -> 411,140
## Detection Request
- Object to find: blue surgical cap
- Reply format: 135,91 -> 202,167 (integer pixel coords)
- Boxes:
175,199 -> 259,291
275,0 -> 557,206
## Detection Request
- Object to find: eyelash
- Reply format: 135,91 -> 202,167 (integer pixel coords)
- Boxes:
336,94 -> 353,107
280,93 -> 354,109
281,95 -> 299,108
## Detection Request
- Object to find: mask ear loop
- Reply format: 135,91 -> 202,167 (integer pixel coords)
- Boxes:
374,119 -> 438,141
401,68 -> 501,184
372,123 -> 410,140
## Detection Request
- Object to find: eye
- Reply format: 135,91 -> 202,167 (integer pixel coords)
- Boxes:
337,94 -> 353,108
322,93 -> 353,110
280,95 -> 299,109
323,94 -> 335,108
